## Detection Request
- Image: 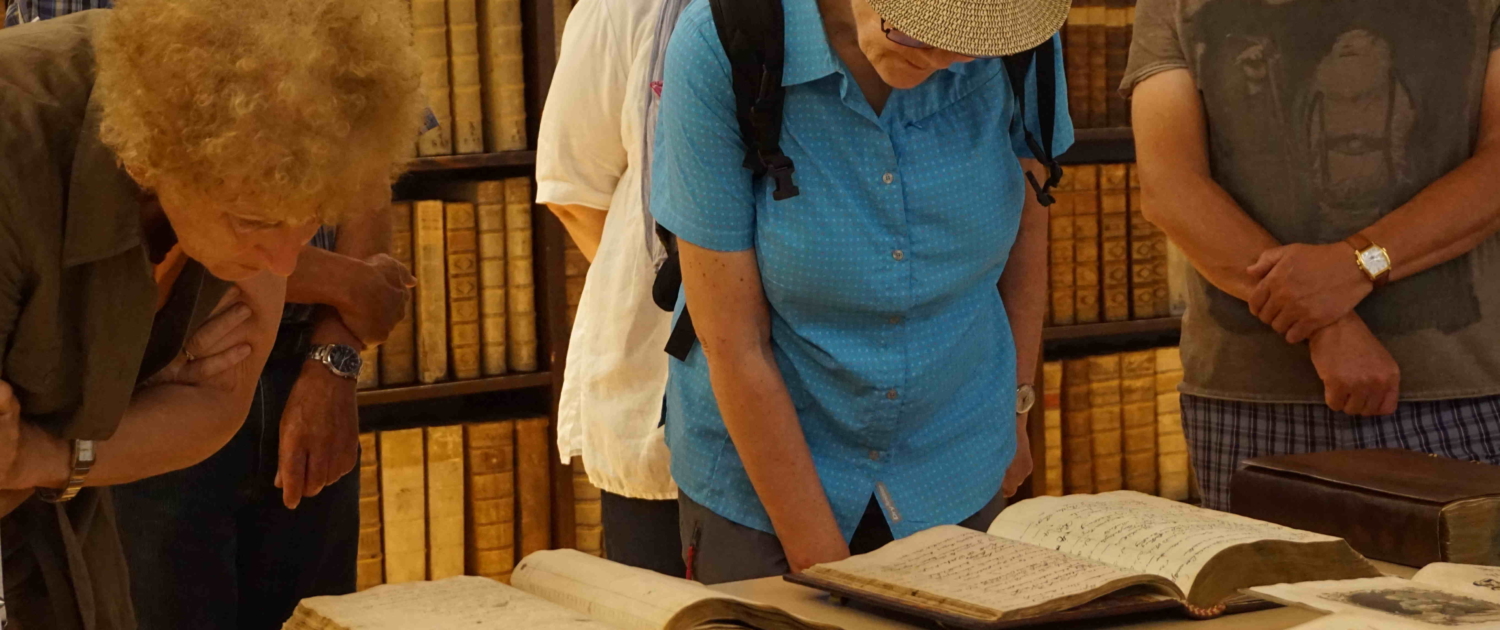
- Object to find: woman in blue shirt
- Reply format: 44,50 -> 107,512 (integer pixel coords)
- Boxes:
652,0 -> 1072,583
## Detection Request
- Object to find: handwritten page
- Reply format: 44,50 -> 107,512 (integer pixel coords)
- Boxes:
1288,613 -> 1427,630
287,576 -> 614,630
988,491 -> 1339,595
511,549 -> 840,630
1253,577 -> 1500,630
1414,565 -> 1500,603
804,526 -> 1174,620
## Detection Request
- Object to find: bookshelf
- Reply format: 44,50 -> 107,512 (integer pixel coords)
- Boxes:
358,0 -> 578,552
1059,127 -> 1134,165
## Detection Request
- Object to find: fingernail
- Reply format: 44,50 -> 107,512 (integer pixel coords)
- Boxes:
225,286 -> 241,300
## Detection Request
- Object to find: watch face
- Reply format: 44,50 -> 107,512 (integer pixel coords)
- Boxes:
327,344 -> 363,376
1016,385 -> 1036,414
1360,247 -> 1391,276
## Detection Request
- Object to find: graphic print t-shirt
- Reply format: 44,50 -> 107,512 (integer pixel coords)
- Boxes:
1123,0 -> 1500,402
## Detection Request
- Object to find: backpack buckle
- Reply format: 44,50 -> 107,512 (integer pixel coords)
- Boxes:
763,154 -> 800,201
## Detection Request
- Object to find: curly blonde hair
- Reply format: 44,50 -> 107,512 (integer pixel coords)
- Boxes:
94,0 -> 423,224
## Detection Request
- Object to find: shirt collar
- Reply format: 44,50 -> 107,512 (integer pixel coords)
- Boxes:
62,90 -> 150,268
781,0 -> 840,86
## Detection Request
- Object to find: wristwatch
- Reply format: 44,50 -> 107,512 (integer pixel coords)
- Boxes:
36,439 -> 96,503
1344,233 -> 1391,289
309,343 -> 363,380
1016,384 -> 1037,415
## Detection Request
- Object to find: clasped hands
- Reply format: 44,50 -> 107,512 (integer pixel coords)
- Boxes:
1246,243 -> 1399,416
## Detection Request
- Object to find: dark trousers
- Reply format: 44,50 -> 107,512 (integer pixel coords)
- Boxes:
112,345 -> 359,630
679,489 -> 1007,585
600,492 -> 685,578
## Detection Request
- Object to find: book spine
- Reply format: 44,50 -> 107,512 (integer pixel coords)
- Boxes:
426,425 -> 466,580
465,421 -> 517,582
1073,165 -> 1102,324
1048,167 -> 1080,326
505,178 -> 538,372
414,200 -> 450,383
477,194 -> 509,376
446,202 -> 482,380
1088,353 -> 1124,492
564,236 -> 589,327
1128,171 -> 1162,319
413,0 -> 454,156
572,459 -> 603,556
382,202 -> 418,386
1062,359 -> 1094,494
357,346 -> 381,390
1063,8 -> 1091,130
1104,0 -> 1130,127
1156,346 -> 1190,501
379,428 -> 427,584
1086,0 -> 1108,129
1042,361 -> 1065,497
478,0 -> 527,151
516,416 -> 551,560
357,432 -> 384,591
1120,350 -> 1158,495
447,0 -> 485,154
1100,164 -> 1130,323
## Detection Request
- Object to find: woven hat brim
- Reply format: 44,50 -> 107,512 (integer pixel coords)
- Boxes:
866,0 -> 1071,58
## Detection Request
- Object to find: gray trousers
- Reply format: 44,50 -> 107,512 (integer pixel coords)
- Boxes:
679,490 -> 1007,585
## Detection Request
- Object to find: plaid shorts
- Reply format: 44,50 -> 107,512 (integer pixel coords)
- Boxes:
1181,393 -> 1500,512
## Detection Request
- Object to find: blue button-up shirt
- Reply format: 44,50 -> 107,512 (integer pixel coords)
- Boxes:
652,0 -> 1073,539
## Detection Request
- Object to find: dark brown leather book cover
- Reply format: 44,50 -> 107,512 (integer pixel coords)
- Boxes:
1230,449 -> 1500,567
1104,0 -> 1130,127
1087,0 -> 1109,128
1064,6 -> 1092,128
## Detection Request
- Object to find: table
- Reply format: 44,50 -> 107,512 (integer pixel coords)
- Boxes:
709,562 -> 1416,630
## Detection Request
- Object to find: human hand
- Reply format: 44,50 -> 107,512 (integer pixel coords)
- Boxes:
1247,243 -> 1372,344
0,381 -> 39,515
338,254 -> 415,347
782,528 -> 852,574
1002,417 -> 1034,497
274,360 -> 359,509
1308,315 -> 1400,416
143,286 -> 256,387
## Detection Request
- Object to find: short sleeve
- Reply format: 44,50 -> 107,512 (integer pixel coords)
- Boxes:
535,0 -> 630,211
1490,3 -> 1500,50
648,1 -> 756,253
1120,0 -> 1188,96
1009,32 -> 1076,160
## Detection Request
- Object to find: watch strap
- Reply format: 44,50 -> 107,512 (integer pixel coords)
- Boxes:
36,440 -> 94,504
1343,233 -> 1391,288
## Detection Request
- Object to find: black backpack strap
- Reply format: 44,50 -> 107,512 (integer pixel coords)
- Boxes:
1003,38 -> 1063,207
709,0 -> 799,201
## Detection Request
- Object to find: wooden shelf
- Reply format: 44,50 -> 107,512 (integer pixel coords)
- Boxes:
1059,127 -> 1134,165
405,150 -> 537,173
357,372 -> 552,406
1043,316 -> 1181,342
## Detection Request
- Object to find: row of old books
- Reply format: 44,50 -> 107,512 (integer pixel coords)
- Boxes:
1037,345 -> 1196,501
1048,162 -> 1186,327
1062,0 -> 1134,129
411,0 -> 528,156
356,418 -> 563,590
358,179 -> 541,391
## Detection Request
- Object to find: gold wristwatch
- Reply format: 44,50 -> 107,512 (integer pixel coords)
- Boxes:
1344,233 -> 1391,289
36,439 -> 96,503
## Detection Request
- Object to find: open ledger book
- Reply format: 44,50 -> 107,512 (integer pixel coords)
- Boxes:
1252,563 -> 1500,630
282,549 -> 840,630
788,492 -> 1381,630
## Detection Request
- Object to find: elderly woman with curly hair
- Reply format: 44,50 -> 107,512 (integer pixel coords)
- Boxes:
0,0 -> 423,627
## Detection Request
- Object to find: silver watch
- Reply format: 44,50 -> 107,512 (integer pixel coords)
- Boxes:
309,344 -> 363,380
1016,384 -> 1037,415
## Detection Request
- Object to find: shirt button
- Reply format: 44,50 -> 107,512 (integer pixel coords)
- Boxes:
892,249 -> 905,261
886,389 -> 899,400
882,172 -> 894,184
869,450 -> 882,461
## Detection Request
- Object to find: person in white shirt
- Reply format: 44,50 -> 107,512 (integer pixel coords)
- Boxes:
537,0 -> 684,575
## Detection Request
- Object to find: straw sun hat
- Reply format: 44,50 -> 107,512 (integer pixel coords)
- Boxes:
866,0 -> 1072,58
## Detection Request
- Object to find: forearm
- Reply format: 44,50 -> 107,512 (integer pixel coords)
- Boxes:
704,343 -> 842,547
1001,161 -> 1051,394
283,246 -> 365,311
1364,146 -> 1500,281
545,203 -> 606,262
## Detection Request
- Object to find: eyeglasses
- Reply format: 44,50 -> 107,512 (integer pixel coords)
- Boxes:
881,19 -> 998,58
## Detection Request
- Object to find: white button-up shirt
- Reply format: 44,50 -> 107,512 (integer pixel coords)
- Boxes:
536,0 -> 675,500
